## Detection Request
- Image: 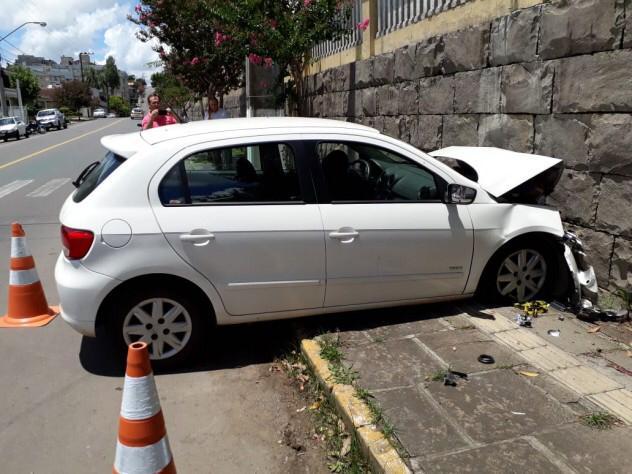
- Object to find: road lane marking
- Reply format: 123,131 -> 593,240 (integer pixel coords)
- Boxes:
0,180 -> 34,198
26,178 -> 71,197
0,118 -> 126,171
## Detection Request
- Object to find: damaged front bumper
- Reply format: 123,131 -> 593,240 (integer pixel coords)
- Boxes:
561,231 -> 599,306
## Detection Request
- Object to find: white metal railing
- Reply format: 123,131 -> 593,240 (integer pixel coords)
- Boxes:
377,0 -> 472,37
312,0 -> 363,60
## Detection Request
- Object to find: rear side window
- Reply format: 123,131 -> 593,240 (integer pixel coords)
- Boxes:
159,143 -> 302,205
73,152 -> 126,202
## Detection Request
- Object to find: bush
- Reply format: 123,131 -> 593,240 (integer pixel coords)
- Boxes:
58,107 -> 73,117
108,96 -> 131,117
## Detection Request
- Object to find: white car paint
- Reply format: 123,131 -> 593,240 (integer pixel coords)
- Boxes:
54,118 -> 596,361
430,147 -> 562,198
0,116 -> 28,140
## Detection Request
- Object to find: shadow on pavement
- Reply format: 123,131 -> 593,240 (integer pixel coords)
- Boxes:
79,301 -> 472,377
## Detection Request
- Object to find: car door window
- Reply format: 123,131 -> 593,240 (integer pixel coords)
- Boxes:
159,143 -> 302,205
316,142 -> 444,203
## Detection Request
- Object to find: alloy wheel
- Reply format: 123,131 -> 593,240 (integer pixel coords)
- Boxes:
122,297 -> 192,360
496,249 -> 547,302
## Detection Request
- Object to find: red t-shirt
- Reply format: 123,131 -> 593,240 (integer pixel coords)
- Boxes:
142,112 -> 177,129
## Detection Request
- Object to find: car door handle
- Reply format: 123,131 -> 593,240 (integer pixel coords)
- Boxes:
329,230 -> 359,243
180,233 -> 215,243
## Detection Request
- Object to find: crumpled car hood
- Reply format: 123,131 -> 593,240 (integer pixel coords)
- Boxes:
430,146 -> 563,200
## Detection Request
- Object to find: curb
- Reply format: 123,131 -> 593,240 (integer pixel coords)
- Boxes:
301,339 -> 411,474
466,306 -> 632,424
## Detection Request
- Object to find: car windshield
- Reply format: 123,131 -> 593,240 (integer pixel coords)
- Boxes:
0,118 -> 15,125
37,110 -> 55,117
73,151 -> 126,202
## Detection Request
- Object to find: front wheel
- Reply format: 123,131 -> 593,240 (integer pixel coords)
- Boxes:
106,285 -> 206,369
482,241 -> 556,303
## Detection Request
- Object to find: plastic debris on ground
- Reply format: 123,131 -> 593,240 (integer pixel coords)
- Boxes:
517,370 -> 539,378
547,329 -> 561,337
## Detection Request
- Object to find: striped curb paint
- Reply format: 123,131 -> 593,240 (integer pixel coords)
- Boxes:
113,342 -> 176,474
301,339 -> 411,474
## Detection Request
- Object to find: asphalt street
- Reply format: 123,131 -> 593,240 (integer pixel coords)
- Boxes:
0,118 -> 323,473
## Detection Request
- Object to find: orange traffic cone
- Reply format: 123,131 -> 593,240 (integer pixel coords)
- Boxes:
113,342 -> 176,474
0,222 -> 58,328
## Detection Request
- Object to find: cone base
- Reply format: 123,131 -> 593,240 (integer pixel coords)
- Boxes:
0,306 -> 59,328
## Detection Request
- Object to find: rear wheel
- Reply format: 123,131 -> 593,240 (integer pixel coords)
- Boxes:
481,240 -> 556,303
106,285 -> 206,369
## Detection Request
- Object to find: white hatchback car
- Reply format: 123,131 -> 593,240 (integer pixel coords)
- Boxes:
55,118 -> 597,366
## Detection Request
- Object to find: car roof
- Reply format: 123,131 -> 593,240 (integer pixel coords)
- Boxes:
139,117 -> 379,145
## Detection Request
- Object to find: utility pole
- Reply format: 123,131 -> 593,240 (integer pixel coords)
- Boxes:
0,21 -> 47,116
0,54 -> 7,116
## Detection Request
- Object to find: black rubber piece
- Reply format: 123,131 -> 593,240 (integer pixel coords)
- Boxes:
478,354 -> 495,364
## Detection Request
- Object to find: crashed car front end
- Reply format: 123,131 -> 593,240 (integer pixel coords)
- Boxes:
430,146 -> 600,307
561,231 -> 599,306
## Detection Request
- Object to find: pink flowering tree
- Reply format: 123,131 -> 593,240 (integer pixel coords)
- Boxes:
130,0 -> 355,114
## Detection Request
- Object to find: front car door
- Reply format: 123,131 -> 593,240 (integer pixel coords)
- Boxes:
308,137 -> 474,308
149,138 -> 326,316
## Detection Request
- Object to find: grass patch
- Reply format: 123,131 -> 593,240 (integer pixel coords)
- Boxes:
277,347 -> 371,473
497,364 -> 515,370
319,334 -> 359,385
580,411 -> 621,430
429,368 -> 449,382
355,388 -> 407,458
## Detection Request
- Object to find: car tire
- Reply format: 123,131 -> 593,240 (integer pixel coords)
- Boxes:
63,121 -> 68,129
480,239 -> 557,304
105,284 -> 206,370
15,131 -> 20,140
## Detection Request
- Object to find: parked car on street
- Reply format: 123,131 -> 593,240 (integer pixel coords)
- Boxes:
93,108 -> 106,118
55,118 -> 598,367
36,108 -> 66,130
107,112 -> 117,118
130,107 -> 144,120
0,116 -> 29,141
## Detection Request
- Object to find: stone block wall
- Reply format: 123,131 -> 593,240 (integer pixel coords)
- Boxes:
304,0 -> 632,292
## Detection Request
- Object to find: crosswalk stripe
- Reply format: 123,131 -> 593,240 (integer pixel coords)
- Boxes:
26,178 -> 71,197
0,180 -> 34,199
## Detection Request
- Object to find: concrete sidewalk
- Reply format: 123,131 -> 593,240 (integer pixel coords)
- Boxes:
310,303 -> 632,473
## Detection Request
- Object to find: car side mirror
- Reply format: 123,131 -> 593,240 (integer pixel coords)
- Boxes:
444,184 -> 477,204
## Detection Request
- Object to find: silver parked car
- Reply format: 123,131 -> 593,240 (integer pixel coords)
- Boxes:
0,116 -> 29,141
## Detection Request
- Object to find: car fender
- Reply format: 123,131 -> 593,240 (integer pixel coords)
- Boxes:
465,204 -> 564,294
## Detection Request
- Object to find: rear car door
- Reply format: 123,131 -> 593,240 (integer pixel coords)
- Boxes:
149,139 -> 326,316
309,138 -> 474,308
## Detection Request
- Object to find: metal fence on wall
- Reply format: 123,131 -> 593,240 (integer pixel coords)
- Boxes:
312,0 -> 363,60
377,0 -> 472,37
312,0 -> 473,59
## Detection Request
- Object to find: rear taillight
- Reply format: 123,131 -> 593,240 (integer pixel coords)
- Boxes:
61,225 -> 94,260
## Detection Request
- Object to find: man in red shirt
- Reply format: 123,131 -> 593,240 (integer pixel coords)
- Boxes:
141,93 -> 180,129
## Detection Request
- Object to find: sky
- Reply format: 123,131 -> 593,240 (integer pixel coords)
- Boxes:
0,0 -> 160,79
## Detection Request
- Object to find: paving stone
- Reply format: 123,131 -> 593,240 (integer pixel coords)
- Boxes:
364,317 -> 447,342
466,310 -> 518,333
373,52 -> 395,86
536,424 -> 632,473
410,439 -> 560,474
394,45 -> 417,82
588,389 -> 632,424
433,341 -> 524,374
414,36 -> 444,77
376,85 -> 399,116
610,238 -> 632,290
355,58 -> 373,88
440,313 -> 475,330
526,313 -> 621,355
425,370 -> 575,443
361,87 -> 377,116
410,115 -> 442,151
495,329 -> 548,351
550,366 -> 622,395
520,345 -> 581,372
417,328 -> 492,351
398,82 -> 419,115
344,338 -> 442,390
373,387 -> 469,457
